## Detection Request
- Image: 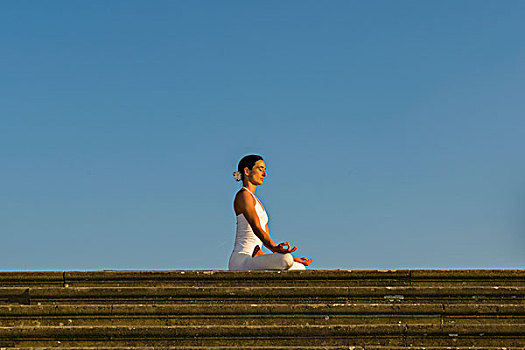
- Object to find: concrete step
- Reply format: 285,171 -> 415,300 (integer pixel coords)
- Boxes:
3,348 -> 523,350
1,303 -> 523,315
0,324 -> 524,347
0,345 -> 523,350
1,270 -> 525,287
0,270 -> 523,348
0,303 -> 523,327
1,286 -> 524,305
2,315 -> 524,327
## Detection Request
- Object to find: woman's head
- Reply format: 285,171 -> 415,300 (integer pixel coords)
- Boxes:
235,154 -> 266,185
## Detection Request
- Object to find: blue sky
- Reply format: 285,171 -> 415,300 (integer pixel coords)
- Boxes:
1,1 -> 524,270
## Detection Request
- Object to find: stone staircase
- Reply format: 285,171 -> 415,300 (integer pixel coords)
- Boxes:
0,270 -> 523,349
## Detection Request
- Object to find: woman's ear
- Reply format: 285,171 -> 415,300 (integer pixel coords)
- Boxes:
243,167 -> 250,177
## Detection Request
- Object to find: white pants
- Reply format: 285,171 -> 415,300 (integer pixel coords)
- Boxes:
228,251 -> 306,271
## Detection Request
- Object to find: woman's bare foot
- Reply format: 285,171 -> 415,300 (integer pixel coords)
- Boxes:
252,245 -> 264,257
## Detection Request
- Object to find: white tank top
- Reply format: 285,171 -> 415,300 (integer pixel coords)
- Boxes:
232,187 -> 268,255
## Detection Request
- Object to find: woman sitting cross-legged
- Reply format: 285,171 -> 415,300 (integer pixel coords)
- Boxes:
228,154 -> 313,271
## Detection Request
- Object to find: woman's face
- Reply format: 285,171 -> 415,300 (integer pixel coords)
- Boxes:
245,160 -> 267,185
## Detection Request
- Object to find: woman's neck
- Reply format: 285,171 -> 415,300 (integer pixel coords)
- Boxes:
243,182 -> 257,194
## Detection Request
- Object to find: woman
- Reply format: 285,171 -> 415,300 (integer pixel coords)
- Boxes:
228,154 -> 313,271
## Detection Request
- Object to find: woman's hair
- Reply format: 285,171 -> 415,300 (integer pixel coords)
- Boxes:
235,154 -> 264,181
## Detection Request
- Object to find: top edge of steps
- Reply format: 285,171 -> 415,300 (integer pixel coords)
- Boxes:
0,269 -> 524,282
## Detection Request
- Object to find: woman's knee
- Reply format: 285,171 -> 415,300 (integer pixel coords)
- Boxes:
289,261 -> 306,270
282,253 -> 294,269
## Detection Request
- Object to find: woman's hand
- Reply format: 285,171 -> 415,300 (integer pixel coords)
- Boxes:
294,257 -> 313,266
272,242 -> 297,254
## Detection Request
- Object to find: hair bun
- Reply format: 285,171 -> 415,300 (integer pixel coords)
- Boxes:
233,171 -> 242,181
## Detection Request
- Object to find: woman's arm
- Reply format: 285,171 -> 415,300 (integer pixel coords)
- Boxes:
235,191 -> 296,254
294,257 -> 313,266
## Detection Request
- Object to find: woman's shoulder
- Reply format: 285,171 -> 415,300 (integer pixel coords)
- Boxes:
234,188 -> 255,205
233,188 -> 256,215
